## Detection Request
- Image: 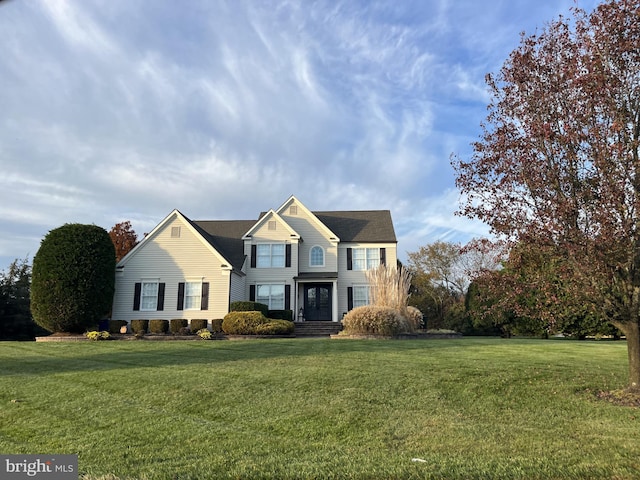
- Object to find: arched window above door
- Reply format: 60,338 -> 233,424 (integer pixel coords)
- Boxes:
310,245 -> 324,267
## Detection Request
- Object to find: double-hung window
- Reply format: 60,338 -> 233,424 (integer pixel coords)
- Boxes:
352,248 -> 380,271
352,285 -> 370,308
141,282 -> 159,311
256,244 -> 285,268
257,284 -> 285,310
184,281 -> 202,310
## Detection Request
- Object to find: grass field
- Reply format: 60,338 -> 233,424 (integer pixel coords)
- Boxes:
0,337 -> 638,479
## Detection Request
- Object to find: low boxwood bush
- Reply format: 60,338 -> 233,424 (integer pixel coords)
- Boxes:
222,311 -> 269,335
230,301 -> 269,316
267,310 -> 293,321
342,306 -> 410,336
255,320 -> 295,335
108,320 -> 128,334
170,318 -> 188,334
149,319 -> 169,334
130,319 -> 149,335
190,319 -> 208,332
210,319 -> 224,334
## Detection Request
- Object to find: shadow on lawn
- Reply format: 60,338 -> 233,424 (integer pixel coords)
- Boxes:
0,337 -> 452,376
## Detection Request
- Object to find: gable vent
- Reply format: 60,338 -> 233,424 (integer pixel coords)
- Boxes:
171,226 -> 181,238
289,205 -> 298,215
268,221 -> 277,230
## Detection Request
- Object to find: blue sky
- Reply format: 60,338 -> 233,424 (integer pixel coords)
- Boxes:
0,0 -> 600,268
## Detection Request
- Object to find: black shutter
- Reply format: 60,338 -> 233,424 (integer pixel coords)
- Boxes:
347,287 -> 353,310
285,244 -> 291,267
251,245 -> 257,268
177,283 -> 185,310
157,283 -> 165,311
201,282 -> 209,311
285,284 -> 291,310
133,283 -> 141,311
249,285 -> 256,301
347,248 -> 353,270
380,248 -> 386,266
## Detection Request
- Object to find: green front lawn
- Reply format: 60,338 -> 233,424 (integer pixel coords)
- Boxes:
0,338 -> 637,479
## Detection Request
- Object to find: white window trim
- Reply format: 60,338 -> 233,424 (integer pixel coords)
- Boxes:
256,243 -> 286,268
184,278 -> 203,310
352,284 -> 371,308
140,278 -> 160,312
352,247 -> 380,271
256,283 -> 286,310
309,245 -> 325,267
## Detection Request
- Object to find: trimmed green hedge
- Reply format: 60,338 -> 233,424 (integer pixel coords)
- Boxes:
268,310 -> 293,321
190,319 -> 208,332
222,311 -> 268,335
130,319 -> 149,334
170,318 -> 188,334
210,319 -> 224,334
230,301 -> 269,316
222,311 -> 295,335
149,319 -> 169,334
255,320 -> 294,335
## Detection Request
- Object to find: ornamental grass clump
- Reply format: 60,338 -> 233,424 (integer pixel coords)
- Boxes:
366,264 -> 413,318
341,305 -> 409,336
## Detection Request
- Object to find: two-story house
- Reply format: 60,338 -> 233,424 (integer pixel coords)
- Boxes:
111,195 -> 397,326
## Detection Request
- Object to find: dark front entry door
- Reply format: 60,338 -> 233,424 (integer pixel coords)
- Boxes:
304,284 -> 332,321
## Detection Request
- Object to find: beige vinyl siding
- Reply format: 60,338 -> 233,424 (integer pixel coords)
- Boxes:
280,208 -> 337,272
243,213 -> 298,303
336,243 -> 398,315
111,215 -> 231,322
229,272 -> 245,304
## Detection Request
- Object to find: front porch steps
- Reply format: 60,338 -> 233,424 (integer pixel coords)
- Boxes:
294,321 -> 343,337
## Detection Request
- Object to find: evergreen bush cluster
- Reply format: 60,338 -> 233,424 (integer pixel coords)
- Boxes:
222,311 -> 293,335
130,319 -> 149,334
230,301 -> 269,316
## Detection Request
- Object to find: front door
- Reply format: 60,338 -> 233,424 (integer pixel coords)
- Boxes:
304,284 -> 332,321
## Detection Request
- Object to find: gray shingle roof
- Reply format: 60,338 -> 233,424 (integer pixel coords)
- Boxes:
190,220 -> 254,271
313,210 -> 396,243
191,210 -> 396,271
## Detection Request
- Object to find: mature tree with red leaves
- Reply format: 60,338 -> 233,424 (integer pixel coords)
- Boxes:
108,221 -> 138,262
453,0 -> 640,390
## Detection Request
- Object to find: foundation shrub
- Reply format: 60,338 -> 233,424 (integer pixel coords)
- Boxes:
108,320 -> 128,334
268,310 -> 294,321
229,301 -> 269,316
130,319 -> 148,335
170,318 -> 188,334
222,311 -> 269,335
255,320 -> 295,335
210,319 -> 224,334
149,319 -> 169,334
190,319 -> 208,332
406,306 -> 424,331
342,306 -> 410,336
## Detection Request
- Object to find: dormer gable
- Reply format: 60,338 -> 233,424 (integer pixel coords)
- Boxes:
242,209 -> 300,241
116,209 -> 233,271
276,195 -> 339,242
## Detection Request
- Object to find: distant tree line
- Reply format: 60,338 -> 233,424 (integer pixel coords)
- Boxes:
407,239 -> 622,339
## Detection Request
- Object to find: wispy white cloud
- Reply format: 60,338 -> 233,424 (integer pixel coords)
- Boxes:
0,0 -> 601,264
